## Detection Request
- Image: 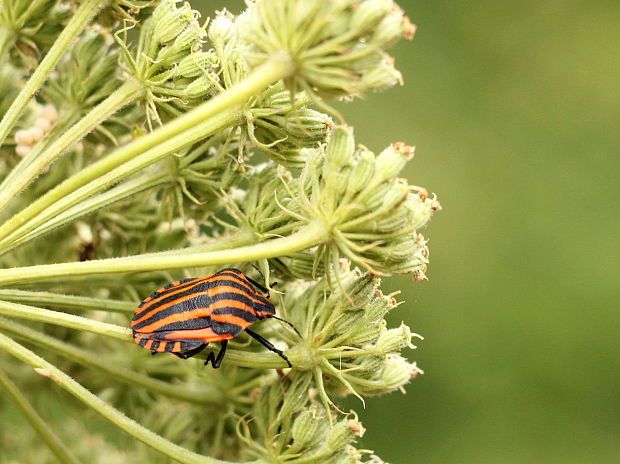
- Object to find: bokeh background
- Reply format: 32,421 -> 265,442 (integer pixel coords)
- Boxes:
198,0 -> 619,462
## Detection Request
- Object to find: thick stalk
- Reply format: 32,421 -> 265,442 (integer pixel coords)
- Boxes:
0,289 -> 135,312
0,53 -> 295,245
0,299 -> 131,342
0,366 -> 81,464
0,80 -> 142,212
0,220 -> 328,285
4,169 -> 171,254
0,333 -> 240,464
0,0 -> 106,147
0,110 -> 236,253
0,318 -> 221,404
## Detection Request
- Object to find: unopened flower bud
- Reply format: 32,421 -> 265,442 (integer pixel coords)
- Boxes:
405,193 -> 436,230
351,0 -> 393,35
377,323 -> 415,353
153,3 -> 192,44
28,126 -> 44,143
35,118 -> 51,132
332,311 -> 362,335
375,142 -> 414,181
361,58 -> 403,92
368,355 -> 421,394
353,354 -> 386,376
371,8 -> 415,48
346,320 -> 385,345
15,145 -> 32,157
183,74 -> 217,98
177,51 -> 216,78
283,109 -> 332,140
327,420 -> 356,450
14,130 -> 33,146
346,150 -> 376,194
208,11 -> 235,44
292,407 -> 323,447
366,293 -> 396,321
326,125 -> 355,167
170,21 -> 205,54
279,375 -> 312,419
340,274 -> 377,309
41,105 -> 58,123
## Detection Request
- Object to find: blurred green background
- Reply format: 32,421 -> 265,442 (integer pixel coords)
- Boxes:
199,0 -> 620,462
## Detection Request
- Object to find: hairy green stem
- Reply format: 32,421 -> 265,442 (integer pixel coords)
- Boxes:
0,220 -> 328,285
0,299 -> 131,341
0,0 -> 106,147
0,80 -> 142,212
0,333 -> 241,464
0,53 -> 295,247
0,110 -> 237,253
0,289 -> 135,313
0,365 -> 81,464
4,170 -> 171,254
0,318 -> 221,405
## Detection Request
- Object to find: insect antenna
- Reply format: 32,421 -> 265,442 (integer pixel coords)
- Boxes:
270,315 -> 302,338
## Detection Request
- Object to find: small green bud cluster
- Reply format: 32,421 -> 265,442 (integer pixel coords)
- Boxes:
117,0 -> 218,124
246,83 -> 334,168
230,126 -> 438,277
281,266 -> 423,399
45,31 -> 121,115
205,12 -> 335,169
239,375 -> 374,464
239,0 -> 414,99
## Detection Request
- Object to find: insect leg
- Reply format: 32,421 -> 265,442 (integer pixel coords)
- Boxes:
245,329 -> 292,368
173,344 -> 208,360
205,340 -> 228,369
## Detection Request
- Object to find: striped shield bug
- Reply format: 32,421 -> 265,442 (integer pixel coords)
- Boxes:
131,268 -> 294,368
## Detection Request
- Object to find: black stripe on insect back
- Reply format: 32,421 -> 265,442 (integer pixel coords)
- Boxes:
132,291 -> 258,331
211,306 -> 258,322
135,278 -> 258,317
143,277 -> 204,303
148,315 -> 246,338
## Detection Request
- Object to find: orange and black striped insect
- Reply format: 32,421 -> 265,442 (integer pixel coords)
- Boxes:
131,268 -> 293,368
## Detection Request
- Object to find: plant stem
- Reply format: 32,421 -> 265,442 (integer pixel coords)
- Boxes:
0,333 -> 241,464
4,169 -> 171,254
0,0 -> 106,147
0,220 -> 328,285
0,80 -> 142,212
0,299 -> 131,342
0,365 -> 81,464
0,289 -> 135,313
0,300 -> 292,369
0,110 -> 236,253
0,53 -> 295,246
0,317 -> 221,405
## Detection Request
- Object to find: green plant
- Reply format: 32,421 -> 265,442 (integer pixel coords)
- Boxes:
0,1 -> 439,462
